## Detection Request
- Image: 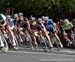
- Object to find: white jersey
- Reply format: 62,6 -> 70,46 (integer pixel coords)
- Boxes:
7,18 -> 15,30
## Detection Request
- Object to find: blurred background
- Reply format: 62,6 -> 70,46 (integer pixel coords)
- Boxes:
0,0 -> 75,19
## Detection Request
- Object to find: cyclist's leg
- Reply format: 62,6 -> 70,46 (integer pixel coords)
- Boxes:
33,31 -> 38,46
63,32 -> 72,46
42,30 -> 53,48
54,33 -> 61,42
17,26 -> 24,35
54,32 -> 63,48
5,25 -> 16,47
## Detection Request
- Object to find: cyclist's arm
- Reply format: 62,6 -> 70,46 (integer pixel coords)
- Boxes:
1,21 -> 7,27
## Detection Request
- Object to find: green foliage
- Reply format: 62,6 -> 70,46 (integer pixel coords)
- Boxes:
1,0 -> 75,18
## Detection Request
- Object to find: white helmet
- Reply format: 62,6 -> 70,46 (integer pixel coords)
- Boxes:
64,19 -> 69,24
38,18 -> 42,21
0,13 -> 6,22
18,13 -> 23,16
30,17 -> 35,21
42,16 -> 49,21
7,15 -> 11,19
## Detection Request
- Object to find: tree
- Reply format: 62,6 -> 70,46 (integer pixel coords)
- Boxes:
1,0 -> 75,18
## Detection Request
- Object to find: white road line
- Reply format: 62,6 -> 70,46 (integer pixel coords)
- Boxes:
5,51 -> 75,57
40,59 -> 74,61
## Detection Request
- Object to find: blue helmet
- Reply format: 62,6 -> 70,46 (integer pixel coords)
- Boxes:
48,19 -> 54,25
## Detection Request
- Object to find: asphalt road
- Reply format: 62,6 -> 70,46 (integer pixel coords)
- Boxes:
0,48 -> 75,62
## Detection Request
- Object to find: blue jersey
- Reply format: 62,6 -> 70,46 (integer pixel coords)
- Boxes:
45,19 -> 55,33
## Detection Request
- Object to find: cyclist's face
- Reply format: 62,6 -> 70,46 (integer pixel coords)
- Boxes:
32,21 -> 37,26
39,20 -> 43,24
60,20 -> 64,25
64,22 -> 68,25
45,21 -> 48,24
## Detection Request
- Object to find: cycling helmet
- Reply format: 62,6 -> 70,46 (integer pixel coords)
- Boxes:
64,19 -> 69,24
30,17 -> 36,21
48,19 -> 54,25
7,15 -> 11,19
0,13 -> 6,22
37,18 -> 43,24
14,14 -> 18,19
38,18 -> 42,21
18,13 -> 23,16
42,16 -> 49,21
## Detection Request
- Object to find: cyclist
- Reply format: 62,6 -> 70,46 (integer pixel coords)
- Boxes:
0,13 -> 17,49
44,18 -> 63,49
61,19 -> 73,47
17,13 -> 26,35
16,13 -> 33,48
30,17 -> 39,48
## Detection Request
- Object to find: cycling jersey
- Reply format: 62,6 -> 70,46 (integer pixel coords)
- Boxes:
14,19 -> 18,26
7,18 -> 15,30
17,19 -> 27,29
45,19 -> 56,33
31,24 -> 41,31
62,22 -> 73,31
62,22 -> 73,34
